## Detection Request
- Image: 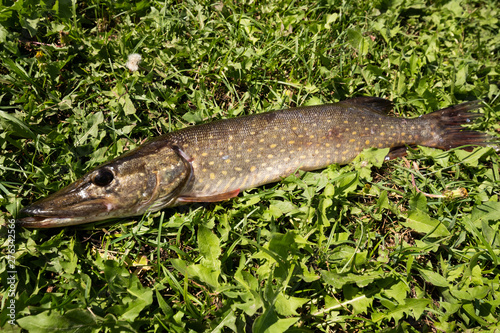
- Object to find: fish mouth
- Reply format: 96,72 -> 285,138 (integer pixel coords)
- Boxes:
17,216 -> 84,228
18,199 -> 115,228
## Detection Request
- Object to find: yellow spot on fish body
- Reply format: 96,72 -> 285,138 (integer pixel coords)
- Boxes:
270,144 -> 277,148
365,140 -> 370,145
288,140 -> 295,144
209,161 -> 214,165
268,154 -> 274,158
349,139 -> 356,143
222,170 -> 227,175
241,175 -> 249,188
401,132 -> 406,136
202,152 -> 208,157
250,166 -> 256,172
309,135 -> 315,139
325,143 -> 330,147
250,131 -> 256,135
292,127 -> 297,130
202,168 -> 207,172
380,132 -> 385,136
259,138 -> 265,143
228,146 -> 233,150
210,173 -> 215,179
248,148 -> 253,152
352,131 -> 357,135
336,144 -> 341,148
234,167 -> 242,172
344,120 -> 348,124
225,159 -> 231,163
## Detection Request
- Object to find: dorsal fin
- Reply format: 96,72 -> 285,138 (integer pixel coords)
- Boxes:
341,96 -> 394,115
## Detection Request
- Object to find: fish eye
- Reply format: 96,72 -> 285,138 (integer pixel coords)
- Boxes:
92,168 -> 114,186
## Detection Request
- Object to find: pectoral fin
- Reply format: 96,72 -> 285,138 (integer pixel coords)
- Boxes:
177,189 -> 240,203
386,146 -> 409,159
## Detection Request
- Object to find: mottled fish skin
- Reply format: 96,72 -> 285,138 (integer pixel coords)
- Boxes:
19,97 -> 496,228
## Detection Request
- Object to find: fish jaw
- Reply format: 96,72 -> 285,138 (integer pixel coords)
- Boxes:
19,200 -> 116,228
19,140 -> 192,228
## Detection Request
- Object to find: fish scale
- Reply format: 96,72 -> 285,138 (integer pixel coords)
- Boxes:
172,102 -> 412,198
19,97 -> 497,227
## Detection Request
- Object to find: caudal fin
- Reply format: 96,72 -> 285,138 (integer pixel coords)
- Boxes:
420,100 -> 498,151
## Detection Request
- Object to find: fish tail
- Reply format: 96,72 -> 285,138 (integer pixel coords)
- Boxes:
420,100 -> 498,151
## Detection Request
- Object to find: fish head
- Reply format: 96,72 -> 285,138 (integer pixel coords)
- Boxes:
18,140 -> 192,228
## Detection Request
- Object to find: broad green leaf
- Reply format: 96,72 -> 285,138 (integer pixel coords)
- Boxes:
187,264 -> 220,288
346,28 -> 369,56
253,307 -> 298,333
384,281 -> 410,304
322,270 -> 383,289
121,94 -> 136,115
344,285 -> 372,314
418,269 -> 449,287
198,225 -> 221,263
155,288 -> 174,318
334,172 -> 360,194
470,202 -> 500,226
374,298 -> 431,323
409,192 -> 427,212
454,147 -> 493,167
402,210 -> 450,237
17,309 -> 98,333
0,111 -> 36,139
274,293 -> 309,316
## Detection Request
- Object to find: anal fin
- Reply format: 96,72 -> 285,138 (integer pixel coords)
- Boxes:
177,189 -> 240,203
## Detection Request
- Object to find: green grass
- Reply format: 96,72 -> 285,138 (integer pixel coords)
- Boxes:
1,0 -> 500,331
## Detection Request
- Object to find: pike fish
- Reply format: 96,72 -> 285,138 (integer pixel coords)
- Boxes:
19,97 -> 496,228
